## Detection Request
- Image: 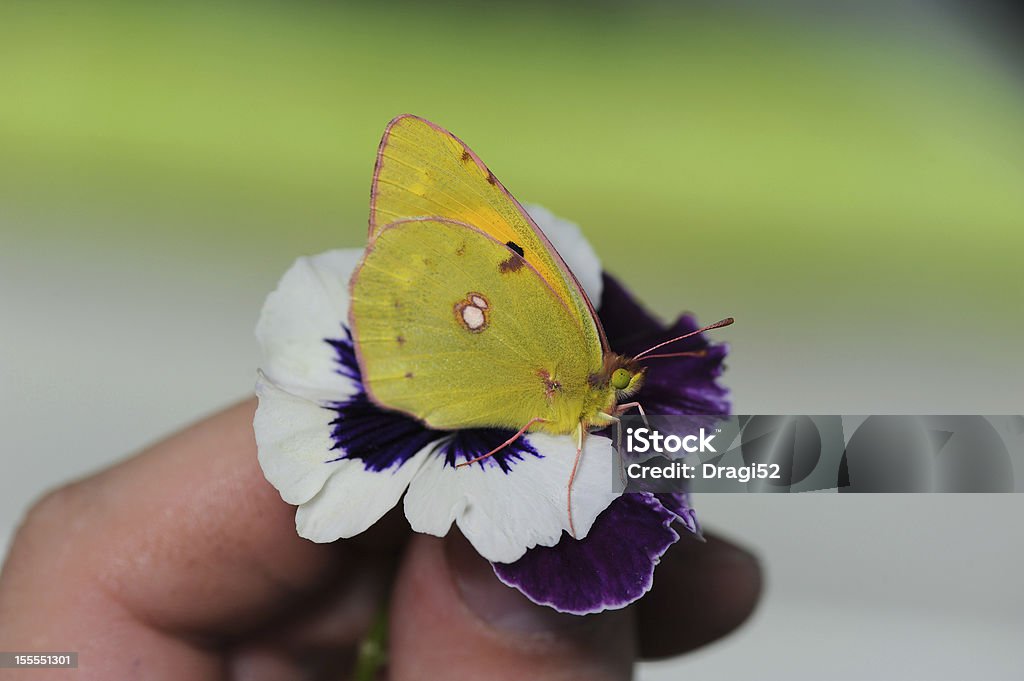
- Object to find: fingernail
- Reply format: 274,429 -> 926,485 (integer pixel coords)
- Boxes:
445,533 -> 597,635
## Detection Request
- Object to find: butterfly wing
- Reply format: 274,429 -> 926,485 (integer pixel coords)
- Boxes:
349,218 -> 604,434
370,114 -> 607,351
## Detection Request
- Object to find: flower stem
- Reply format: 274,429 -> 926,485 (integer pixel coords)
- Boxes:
353,600 -> 389,681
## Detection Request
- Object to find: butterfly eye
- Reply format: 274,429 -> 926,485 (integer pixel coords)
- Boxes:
611,368 -> 631,390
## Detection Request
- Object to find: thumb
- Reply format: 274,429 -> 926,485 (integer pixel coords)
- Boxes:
389,532 -> 636,681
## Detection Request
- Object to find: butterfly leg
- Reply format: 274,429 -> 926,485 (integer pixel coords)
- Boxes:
567,423 -> 586,538
596,413 -> 633,489
615,401 -> 650,427
455,417 -> 548,468
606,415 -> 632,489
598,412 -> 626,457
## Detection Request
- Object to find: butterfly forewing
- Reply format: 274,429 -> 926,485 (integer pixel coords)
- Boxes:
370,114 -> 606,352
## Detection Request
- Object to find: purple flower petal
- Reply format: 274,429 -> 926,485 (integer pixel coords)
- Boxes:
327,393 -> 441,471
598,273 -> 730,418
596,273 -> 664,343
654,492 -> 703,539
492,493 -> 680,614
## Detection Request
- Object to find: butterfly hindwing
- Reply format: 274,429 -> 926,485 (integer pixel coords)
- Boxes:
349,218 -> 603,433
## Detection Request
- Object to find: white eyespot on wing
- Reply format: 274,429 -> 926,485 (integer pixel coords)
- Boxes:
455,292 -> 491,333
462,305 -> 485,330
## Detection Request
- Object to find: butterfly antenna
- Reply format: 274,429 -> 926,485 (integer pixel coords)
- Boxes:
632,317 -> 734,360
640,350 -> 708,360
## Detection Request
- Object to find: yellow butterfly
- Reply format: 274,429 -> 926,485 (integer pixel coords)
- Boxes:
349,115 -> 730,533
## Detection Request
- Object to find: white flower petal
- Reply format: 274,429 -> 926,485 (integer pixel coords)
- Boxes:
256,249 -> 363,403
256,374 -> 432,543
295,448 -> 429,543
524,203 -> 603,305
403,433 -> 620,563
254,374 -> 339,505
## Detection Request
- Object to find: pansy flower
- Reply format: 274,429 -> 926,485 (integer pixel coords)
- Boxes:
254,204 -> 729,614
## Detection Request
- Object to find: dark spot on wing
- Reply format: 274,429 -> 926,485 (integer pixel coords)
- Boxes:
486,170 -> 498,185
499,253 -> 526,273
405,372 -> 414,379
456,243 -> 466,256
460,150 -> 472,163
396,335 -> 406,346
499,241 -> 527,273
537,369 -> 561,400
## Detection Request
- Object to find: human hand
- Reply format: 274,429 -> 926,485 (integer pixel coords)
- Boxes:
0,400 -> 761,680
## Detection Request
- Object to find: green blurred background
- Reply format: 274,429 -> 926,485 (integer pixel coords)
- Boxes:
4,0 -> 1023,313
2,1 -> 1023,678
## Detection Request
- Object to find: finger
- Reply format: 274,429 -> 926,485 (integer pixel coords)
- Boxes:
636,532 -> 762,659
0,399 -> 404,678
389,532 -> 636,681
228,546 -> 395,680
